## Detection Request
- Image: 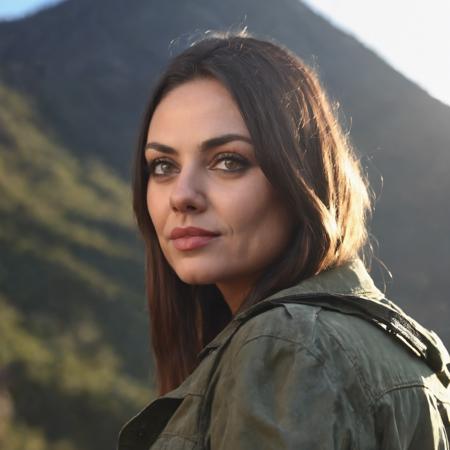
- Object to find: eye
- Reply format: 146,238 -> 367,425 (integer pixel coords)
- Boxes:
211,153 -> 250,172
146,158 -> 177,176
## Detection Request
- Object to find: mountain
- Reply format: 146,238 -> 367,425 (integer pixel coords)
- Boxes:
1,0 -> 449,448
0,81 -> 151,449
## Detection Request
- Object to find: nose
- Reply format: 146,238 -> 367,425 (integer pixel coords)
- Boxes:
169,166 -> 207,214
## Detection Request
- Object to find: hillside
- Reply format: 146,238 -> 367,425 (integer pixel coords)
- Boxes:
0,84 -> 151,448
0,0 -> 449,448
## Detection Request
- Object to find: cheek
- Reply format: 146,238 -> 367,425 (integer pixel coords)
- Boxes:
222,176 -> 292,248
242,203 -> 293,272
247,203 -> 292,251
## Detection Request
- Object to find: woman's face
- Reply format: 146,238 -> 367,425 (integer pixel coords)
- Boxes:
145,78 -> 293,313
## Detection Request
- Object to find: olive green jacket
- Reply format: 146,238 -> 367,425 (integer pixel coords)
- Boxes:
118,260 -> 450,449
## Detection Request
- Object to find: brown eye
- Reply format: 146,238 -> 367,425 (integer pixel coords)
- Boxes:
147,158 -> 177,176
211,153 -> 250,172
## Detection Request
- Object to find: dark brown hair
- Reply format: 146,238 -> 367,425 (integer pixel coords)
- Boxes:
133,31 -> 371,394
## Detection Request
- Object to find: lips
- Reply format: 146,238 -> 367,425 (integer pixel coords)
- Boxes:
169,227 -> 220,251
169,226 -> 220,240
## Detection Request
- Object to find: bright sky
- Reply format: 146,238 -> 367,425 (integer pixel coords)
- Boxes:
302,0 -> 450,106
0,0 -> 64,19
0,0 -> 449,107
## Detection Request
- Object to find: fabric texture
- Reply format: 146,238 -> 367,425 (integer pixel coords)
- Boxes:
118,259 -> 450,450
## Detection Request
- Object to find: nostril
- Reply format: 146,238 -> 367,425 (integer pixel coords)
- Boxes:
171,202 -> 198,213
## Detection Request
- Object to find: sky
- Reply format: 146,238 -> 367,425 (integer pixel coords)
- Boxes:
302,0 -> 450,106
0,0 -> 449,107
0,0 -> 64,19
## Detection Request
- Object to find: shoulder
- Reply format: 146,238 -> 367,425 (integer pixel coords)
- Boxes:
211,304 -> 376,447
210,302 -> 449,448
226,302 -> 438,403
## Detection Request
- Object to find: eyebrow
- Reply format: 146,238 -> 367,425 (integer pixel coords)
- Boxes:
145,133 -> 252,154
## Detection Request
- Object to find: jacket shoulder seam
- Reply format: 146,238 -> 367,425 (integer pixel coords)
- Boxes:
234,333 -> 325,365
236,303 -> 321,347
232,305 -> 322,364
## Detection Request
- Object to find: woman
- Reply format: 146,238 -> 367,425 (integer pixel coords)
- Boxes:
118,32 -> 450,449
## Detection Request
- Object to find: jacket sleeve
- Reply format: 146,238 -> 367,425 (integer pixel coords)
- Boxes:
207,335 -> 368,450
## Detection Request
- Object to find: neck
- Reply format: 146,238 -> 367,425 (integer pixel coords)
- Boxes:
216,277 -> 256,315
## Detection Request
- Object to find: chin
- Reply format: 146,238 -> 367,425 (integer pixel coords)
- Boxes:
173,262 -> 224,286
176,271 -> 217,286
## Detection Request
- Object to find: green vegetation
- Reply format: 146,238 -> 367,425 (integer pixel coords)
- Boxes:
0,83 -> 153,450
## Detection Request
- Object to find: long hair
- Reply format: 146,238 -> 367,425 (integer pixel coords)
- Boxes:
132,31 -> 371,394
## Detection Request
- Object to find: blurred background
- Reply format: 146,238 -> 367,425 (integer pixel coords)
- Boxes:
0,0 -> 449,449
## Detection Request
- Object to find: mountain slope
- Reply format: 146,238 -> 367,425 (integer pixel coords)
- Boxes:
0,83 -> 151,449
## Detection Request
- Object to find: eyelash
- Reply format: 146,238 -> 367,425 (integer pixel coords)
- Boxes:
146,152 -> 250,177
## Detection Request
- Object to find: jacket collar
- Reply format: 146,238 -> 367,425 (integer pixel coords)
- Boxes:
198,259 -> 384,360
246,258 -> 385,307
197,259 -> 450,387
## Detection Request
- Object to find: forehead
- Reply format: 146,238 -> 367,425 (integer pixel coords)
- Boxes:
147,78 -> 250,144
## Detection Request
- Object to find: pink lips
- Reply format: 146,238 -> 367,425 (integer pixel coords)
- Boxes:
169,226 -> 220,251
